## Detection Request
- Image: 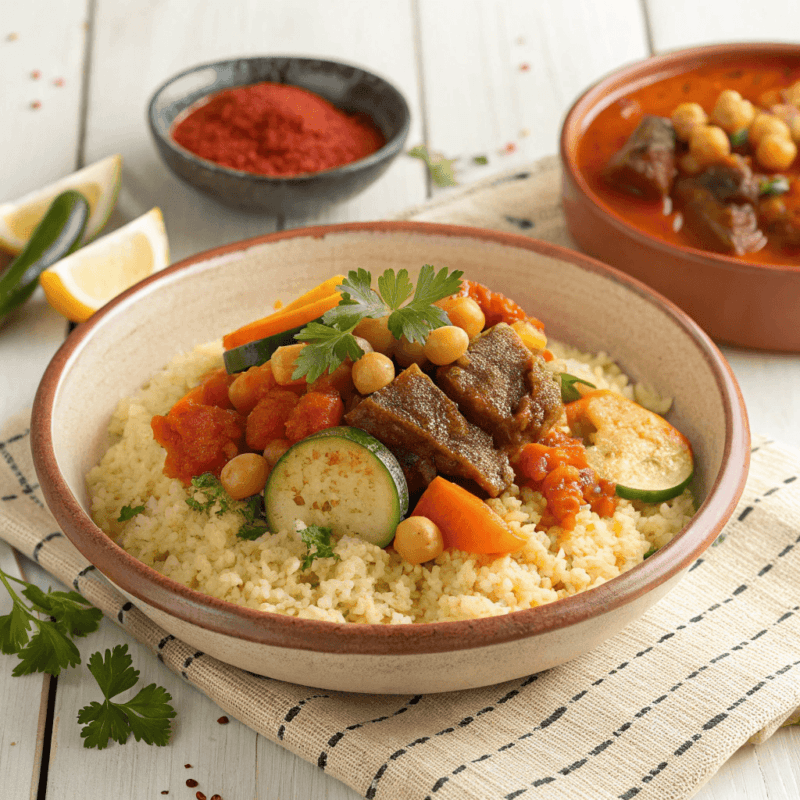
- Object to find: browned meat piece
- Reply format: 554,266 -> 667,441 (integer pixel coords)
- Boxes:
604,115 -> 677,199
674,176 -> 767,255
695,156 -> 760,205
344,363 -> 513,497
759,193 -> 800,249
436,323 -> 562,448
390,446 -> 438,496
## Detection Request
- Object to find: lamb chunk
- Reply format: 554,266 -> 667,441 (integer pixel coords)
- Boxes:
759,193 -> 800,249
436,323 -> 563,448
391,446 -> 438,496
695,156 -> 760,205
674,175 -> 767,255
344,363 -> 513,497
604,115 -> 677,199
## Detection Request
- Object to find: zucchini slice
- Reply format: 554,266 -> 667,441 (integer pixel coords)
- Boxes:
565,389 -> 694,503
264,427 -> 409,547
223,320 -> 319,374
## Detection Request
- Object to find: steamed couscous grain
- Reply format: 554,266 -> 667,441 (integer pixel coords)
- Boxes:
87,340 -> 694,624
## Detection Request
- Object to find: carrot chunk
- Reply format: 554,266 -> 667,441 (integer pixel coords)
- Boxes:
412,476 -> 526,555
245,389 -> 300,450
284,390 -> 344,443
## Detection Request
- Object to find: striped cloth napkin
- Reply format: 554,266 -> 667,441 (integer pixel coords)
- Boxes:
2,159 -> 799,800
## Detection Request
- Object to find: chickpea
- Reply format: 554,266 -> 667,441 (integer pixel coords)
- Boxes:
423,325 -> 470,365
786,80 -> 800,107
688,124 -> 731,168
395,336 -> 428,368
220,453 -> 270,500
354,316 -> 395,354
749,112 -> 791,148
711,89 -> 756,133
437,295 -> 485,338
756,133 -> 797,171
679,152 -> 702,175
352,352 -> 395,394
393,516 -> 444,565
767,104 -> 800,143
263,438 -> 291,466
270,344 -> 307,385
670,102 -> 708,140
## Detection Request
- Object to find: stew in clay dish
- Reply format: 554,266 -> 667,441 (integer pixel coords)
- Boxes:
87,269 -> 696,624
578,56 -> 800,264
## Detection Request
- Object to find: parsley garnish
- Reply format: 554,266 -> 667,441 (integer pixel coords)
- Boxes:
729,128 -> 749,148
78,644 -> 176,749
759,176 -> 790,196
292,265 -> 463,382
299,525 -> 340,570
187,473 -> 270,539
0,568 -> 102,676
643,546 -> 657,559
407,144 -> 459,187
118,504 -> 145,522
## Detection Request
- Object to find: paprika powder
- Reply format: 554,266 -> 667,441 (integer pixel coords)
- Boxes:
171,81 -> 385,177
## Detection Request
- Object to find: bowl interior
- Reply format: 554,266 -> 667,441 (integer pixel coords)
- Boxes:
149,57 -> 410,165
49,225 -> 736,523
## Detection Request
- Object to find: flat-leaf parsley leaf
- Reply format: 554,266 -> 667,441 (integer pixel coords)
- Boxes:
299,525 -> 340,570
78,644 -> 176,749
118,504 -> 145,522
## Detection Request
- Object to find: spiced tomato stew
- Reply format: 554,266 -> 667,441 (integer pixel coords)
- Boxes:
87,269 -> 695,624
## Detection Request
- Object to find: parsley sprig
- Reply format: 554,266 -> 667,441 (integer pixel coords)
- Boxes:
186,473 -> 270,540
299,525 -> 340,570
292,265 -> 463,382
78,644 -> 176,749
0,567 -> 102,676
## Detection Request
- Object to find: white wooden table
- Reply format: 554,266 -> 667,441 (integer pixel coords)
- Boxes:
2,2 -> 799,798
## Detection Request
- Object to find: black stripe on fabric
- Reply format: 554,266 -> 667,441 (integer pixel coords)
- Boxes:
785,476 -> 797,484
156,634 -> 175,662
180,650 -> 204,680
73,564 -> 97,590
317,695 -> 423,770
0,431 -> 28,447
0,437 -> 44,508
505,215 -> 534,230
2,494 -> 17,501
32,531 -> 63,562
426,606 -> 800,800
688,558 -> 704,572
738,506 -> 754,521
276,693 -> 330,741
117,601 -> 133,624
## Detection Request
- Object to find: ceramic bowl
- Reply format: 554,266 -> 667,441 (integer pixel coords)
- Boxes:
31,222 -> 749,694
560,42 -> 800,353
148,56 -> 411,215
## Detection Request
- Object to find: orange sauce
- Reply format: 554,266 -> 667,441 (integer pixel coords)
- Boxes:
577,56 -> 800,265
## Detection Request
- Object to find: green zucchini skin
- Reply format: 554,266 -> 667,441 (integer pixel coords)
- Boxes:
0,190 -> 89,319
615,471 -> 694,503
265,426 -> 409,547
223,319 -> 321,373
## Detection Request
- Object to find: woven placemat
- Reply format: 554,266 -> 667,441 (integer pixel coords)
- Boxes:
2,159 -> 799,800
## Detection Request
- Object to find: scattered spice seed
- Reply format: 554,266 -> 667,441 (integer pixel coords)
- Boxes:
210,795 -> 222,800
31,69 -> 41,79
519,63 -> 530,71
7,32 -> 18,41
30,100 -> 41,110
196,793 -> 206,800
502,142 -> 517,155
161,792 -> 169,796
185,764 -> 192,769
516,35 -> 525,45
53,77 -> 65,87
186,779 -> 199,788
520,128 -> 530,138
217,716 -> 229,724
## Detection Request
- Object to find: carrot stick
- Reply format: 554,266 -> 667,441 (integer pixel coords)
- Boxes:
278,274 -> 345,315
413,476 -> 527,555
223,292 -> 342,350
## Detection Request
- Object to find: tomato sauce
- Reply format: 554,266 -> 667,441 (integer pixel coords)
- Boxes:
577,56 -> 800,265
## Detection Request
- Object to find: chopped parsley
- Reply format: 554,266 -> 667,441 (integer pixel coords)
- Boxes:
759,176 -> 791,196
117,504 -> 145,522
187,473 -> 270,539
292,265 -> 463,382
299,525 -> 340,570
407,144 -> 458,187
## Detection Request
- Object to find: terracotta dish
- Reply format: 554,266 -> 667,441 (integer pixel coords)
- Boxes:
31,222 -> 749,693
561,42 -> 800,352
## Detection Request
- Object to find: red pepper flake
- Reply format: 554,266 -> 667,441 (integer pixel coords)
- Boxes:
53,77 -> 65,87
184,764 -> 192,769
519,63 -> 530,72
196,793 -> 207,800
30,100 -> 41,110
501,142 -> 516,155
31,69 -> 41,80
217,715 -> 229,724
186,779 -> 199,788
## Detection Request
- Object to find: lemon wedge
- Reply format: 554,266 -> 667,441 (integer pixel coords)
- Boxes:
0,155 -> 122,255
40,208 -> 169,323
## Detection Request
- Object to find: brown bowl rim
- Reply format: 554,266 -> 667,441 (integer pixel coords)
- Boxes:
560,41 -> 800,277
31,221 -> 750,656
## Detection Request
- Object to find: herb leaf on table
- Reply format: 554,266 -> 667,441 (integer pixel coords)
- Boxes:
78,644 -> 176,749
0,568 -> 102,676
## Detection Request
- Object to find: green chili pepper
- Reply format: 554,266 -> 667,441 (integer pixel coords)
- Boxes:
0,190 -> 89,320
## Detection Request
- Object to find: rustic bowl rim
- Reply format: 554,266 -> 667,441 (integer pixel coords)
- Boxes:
147,54 -> 411,184
560,40 -> 800,277
31,221 -> 750,657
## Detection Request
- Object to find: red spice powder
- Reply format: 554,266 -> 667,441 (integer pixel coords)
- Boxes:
171,82 -> 385,177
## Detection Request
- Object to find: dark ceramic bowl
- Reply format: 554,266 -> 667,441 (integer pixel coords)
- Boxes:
148,56 -> 411,215
31,222 -> 749,694
560,42 -> 800,352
